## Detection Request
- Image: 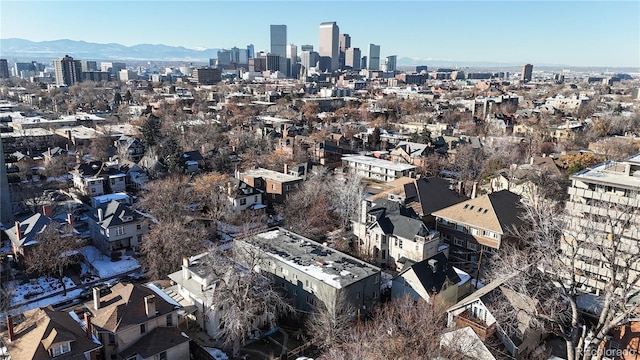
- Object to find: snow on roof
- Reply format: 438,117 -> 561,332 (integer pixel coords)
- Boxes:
453,267 -> 471,286
146,283 -> 182,308
204,347 -> 229,360
69,311 -> 102,345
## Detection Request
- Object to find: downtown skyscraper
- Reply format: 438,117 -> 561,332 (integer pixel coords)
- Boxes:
270,25 -> 287,58
54,55 -> 82,86
368,44 -> 381,71
318,22 -> 339,72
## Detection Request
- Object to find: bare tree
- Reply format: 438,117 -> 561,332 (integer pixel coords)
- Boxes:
27,223 -> 81,296
330,173 -> 366,230
204,237 -> 293,357
305,290 -> 356,349
487,196 -> 640,360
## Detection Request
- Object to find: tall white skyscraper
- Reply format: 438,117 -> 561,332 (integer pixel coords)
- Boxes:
270,25 -> 287,58
368,44 -> 381,71
318,22 -> 339,71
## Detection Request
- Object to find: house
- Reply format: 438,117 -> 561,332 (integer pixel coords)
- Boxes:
225,176 -> 265,213
354,198 -> 443,270
432,190 -> 524,275
117,159 -> 149,191
391,252 -> 472,304
5,213 -> 53,263
447,276 -> 544,359
389,141 -> 431,166
239,168 -> 303,206
341,155 -> 417,182
86,200 -> 148,256
182,150 -> 204,172
403,177 -> 470,226
84,283 -> 189,360
0,306 -> 102,360
71,161 -> 127,196
115,136 -> 145,162
235,228 -> 382,314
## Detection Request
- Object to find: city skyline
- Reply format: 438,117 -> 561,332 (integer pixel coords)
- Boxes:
1,1 -> 639,68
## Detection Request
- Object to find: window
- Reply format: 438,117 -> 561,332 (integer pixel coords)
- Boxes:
157,351 -> 167,360
305,280 -> 309,288
138,235 -> 143,242
356,292 -> 361,299
381,250 -> 386,259
166,314 -> 173,326
374,275 -> 379,283
382,236 -> 387,245
254,195 -> 258,202
453,238 -> 464,247
456,224 -> 465,232
91,188 -> 96,193
108,333 -> 115,344
240,198 -> 247,206
140,323 -> 146,334
115,226 -> 125,236
415,244 -> 419,251
271,183 -> 277,190
52,342 -> 71,356
137,224 -> 142,230
467,243 -> 478,251
373,291 -> 378,299
470,228 -> 479,236
292,289 -> 297,296
399,240 -> 403,249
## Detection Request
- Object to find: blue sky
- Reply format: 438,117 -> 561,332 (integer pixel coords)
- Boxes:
1,1 -> 638,67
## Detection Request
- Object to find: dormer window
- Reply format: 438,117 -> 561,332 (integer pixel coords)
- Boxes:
51,342 -> 71,357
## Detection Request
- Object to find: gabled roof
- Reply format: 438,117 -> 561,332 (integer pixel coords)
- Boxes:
396,252 -> 461,295
74,161 -> 103,177
89,200 -> 139,228
119,327 -> 189,359
6,213 -> 52,248
405,177 -> 469,216
228,177 -> 262,198
183,150 -> 203,162
431,190 -> 523,234
394,141 -> 430,158
86,283 -> 177,333
0,306 -> 101,360
368,199 -> 426,240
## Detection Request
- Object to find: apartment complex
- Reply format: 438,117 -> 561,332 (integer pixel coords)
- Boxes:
53,55 -> 82,86
235,228 -> 382,314
342,155 -> 417,182
563,154 -> 640,294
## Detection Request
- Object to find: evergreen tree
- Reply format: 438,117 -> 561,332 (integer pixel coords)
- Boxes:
140,114 -> 162,147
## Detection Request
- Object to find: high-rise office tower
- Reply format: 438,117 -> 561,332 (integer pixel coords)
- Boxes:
520,64 -> 533,82
318,22 -> 339,71
521,64 -> 533,82
286,44 -> 297,77
368,44 -> 380,71
301,45 -> 314,52
81,60 -> 97,72
384,55 -> 397,72
54,55 -> 83,86
339,34 -> 351,69
265,54 -> 280,72
230,47 -> 248,64
361,56 -> 367,70
345,48 -> 361,71
270,25 -> 287,58
247,44 -> 255,59
300,51 -> 319,73
217,49 -> 232,66
0,59 -> 9,78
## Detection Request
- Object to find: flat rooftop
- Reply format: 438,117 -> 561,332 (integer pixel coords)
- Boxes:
571,158 -> 640,190
243,228 -> 380,289
241,168 -> 302,183
342,155 -> 417,171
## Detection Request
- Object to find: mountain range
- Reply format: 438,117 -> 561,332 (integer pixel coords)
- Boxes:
0,38 -> 220,63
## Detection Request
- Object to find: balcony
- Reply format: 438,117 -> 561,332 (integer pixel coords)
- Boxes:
454,309 -> 496,341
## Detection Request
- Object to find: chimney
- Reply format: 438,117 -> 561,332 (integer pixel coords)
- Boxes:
182,257 -> 191,280
42,204 -> 53,217
530,156 -> 534,165
84,312 -> 93,339
471,181 -> 478,199
144,295 -> 156,318
65,143 -> 69,151
284,163 -> 288,175
48,147 -> 52,156
14,221 -> 21,241
67,213 -> 73,227
93,287 -> 101,310
457,181 -> 464,197
200,145 -> 206,155
97,208 -> 103,222
428,259 -> 438,273
6,315 -> 14,341
231,145 -> 236,153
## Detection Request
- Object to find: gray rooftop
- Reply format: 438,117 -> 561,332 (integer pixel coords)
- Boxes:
571,156 -> 640,190
241,168 -> 302,183
342,155 -> 417,171
241,228 -> 380,289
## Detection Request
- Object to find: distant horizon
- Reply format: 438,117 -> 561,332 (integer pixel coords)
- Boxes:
1,1 -> 639,68
2,37 -> 639,71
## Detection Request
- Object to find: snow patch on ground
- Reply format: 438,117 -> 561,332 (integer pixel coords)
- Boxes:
79,246 -> 140,278
9,276 -> 76,307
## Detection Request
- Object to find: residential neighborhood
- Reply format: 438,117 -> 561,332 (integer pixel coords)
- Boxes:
0,14 -> 639,360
